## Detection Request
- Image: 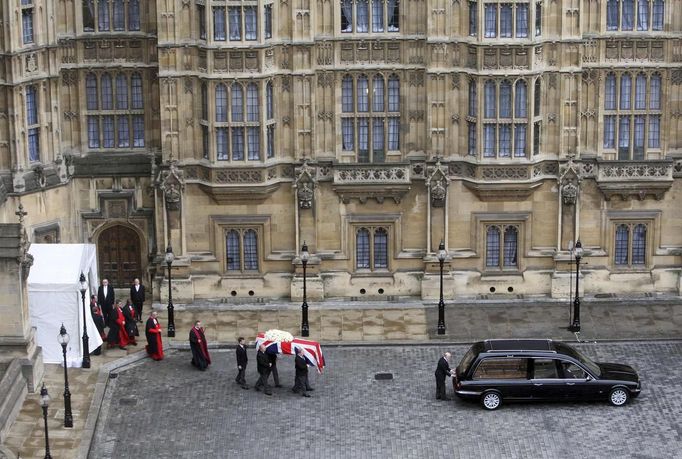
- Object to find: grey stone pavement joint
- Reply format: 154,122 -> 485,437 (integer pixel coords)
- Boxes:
88,341 -> 682,459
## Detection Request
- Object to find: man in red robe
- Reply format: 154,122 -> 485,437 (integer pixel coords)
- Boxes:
107,300 -> 130,350
189,320 -> 211,371
145,311 -> 164,361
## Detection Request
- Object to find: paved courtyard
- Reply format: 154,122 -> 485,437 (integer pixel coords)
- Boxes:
90,342 -> 682,459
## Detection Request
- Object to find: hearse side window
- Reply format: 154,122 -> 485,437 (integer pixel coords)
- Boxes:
472,358 -> 528,380
533,359 -> 558,378
561,361 -> 587,379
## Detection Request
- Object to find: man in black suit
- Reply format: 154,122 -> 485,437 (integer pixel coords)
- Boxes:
292,347 -> 311,397
235,337 -> 249,389
435,352 -> 453,401
254,345 -> 272,396
97,278 -> 115,324
130,278 -> 146,322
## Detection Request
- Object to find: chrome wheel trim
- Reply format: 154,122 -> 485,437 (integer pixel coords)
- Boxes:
610,388 -> 628,406
482,392 -> 501,410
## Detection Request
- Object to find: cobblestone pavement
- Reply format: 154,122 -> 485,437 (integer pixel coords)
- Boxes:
89,341 -> 682,459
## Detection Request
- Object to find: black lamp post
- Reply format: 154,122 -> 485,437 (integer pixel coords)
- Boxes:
39,383 -> 52,459
79,272 -> 90,369
57,324 -> 73,428
437,241 -> 447,335
568,240 -> 583,332
165,245 -> 176,337
300,242 -> 310,337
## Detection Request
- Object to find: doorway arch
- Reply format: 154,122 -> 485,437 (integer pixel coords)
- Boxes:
97,225 -> 142,288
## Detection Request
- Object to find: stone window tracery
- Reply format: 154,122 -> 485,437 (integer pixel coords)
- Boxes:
341,74 -> 400,162
471,1 -> 531,38
485,224 -> 519,270
614,223 -> 647,268
85,72 -> 145,150
83,0 -> 140,32
355,226 -> 389,270
607,0 -> 664,31
341,0 -> 399,34
603,72 -> 661,159
213,2 -> 261,42
225,228 -> 260,272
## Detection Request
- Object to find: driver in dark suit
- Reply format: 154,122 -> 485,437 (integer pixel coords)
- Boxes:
97,278 -> 115,324
435,352 -> 453,400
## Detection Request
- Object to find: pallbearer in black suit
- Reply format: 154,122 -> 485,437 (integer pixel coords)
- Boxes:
292,347 -> 311,397
435,352 -> 453,401
130,278 -> 146,322
235,337 -> 249,389
97,278 -> 115,324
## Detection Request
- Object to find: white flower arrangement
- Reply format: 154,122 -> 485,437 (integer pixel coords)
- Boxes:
264,329 -> 294,343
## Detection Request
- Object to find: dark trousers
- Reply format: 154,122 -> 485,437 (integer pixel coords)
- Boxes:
236,367 -> 246,385
435,374 -> 447,399
271,365 -> 280,386
133,302 -> 143,321
255,370 -> 271,393
293,374 -> 308,395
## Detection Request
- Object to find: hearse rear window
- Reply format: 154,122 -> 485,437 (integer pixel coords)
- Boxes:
472,358 -> 528,380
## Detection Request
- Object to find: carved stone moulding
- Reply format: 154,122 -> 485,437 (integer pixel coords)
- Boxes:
198,183 -> 281,204
597,182 -> 672,201
463,181 -> 543,201
332,185 -> 411,205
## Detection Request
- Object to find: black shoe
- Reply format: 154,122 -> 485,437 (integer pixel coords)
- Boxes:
275,384 -> 283,388
264,392 -> 272,396
302,393 -> 311,397
306,387 -> 314,391
254,387 -> 261,392
241,385 -> 250,390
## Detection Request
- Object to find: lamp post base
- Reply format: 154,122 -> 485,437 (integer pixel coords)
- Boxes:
567,323 -> 581,333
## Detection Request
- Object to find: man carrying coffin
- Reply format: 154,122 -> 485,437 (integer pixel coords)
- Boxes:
145,311 -> 164,361
189,320 -> 211,371
292,347 -> 311,397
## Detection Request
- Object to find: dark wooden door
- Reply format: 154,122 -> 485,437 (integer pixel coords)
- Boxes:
98,225 -> 142,288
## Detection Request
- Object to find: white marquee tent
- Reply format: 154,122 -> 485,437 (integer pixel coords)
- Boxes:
27,244 -> 103,367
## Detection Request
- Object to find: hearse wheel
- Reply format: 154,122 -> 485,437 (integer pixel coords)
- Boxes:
481,391 -> 502,410
609,387 -> 629,407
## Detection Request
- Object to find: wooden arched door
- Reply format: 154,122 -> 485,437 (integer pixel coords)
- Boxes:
98,225 -> 142,288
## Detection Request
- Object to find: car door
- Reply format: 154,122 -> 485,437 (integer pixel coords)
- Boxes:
558,359 -> 592,400
531,358 -> 565,401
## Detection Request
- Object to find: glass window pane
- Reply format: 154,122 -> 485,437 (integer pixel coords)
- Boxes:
266,82 -> 274,119
113,0 -> 125,31
356,229 -> 370,269
26,85 -> 38,125
247,127 -> 260,160
88,116 -> 99,148
387,0 -> 399,31
216,84 -> 228,122
372,76 -> 384,112
388,117 -> 400,150
499,81 -> 512,118
623,0 -> 634,30
483,124 -> 496,157
618,115 -> 630,159
607,0 -> 619,30
468,122 -> 477,155
374,228 -> 388,268
358,118 -> 369,162
637,0 -> 650,30
342,118 -> 354,151
357,76 -> 369,112
357,0 -> 369,32
244,230 -> 259,270
469,1 -> 477,36
604,115 -> 616,149
132,115 -> 144,147
244,6 -> 257,40
504,226 -> 518,267
22,10 -> 34,44
229,7 -> 242,40
652,0 -> 664,30
515,80 -> 527,117
265,5 -> 272,38
102,115 -> 115,148
117,116 -> 129,147
214,7 -> 226,40
615,225 -> 629,265
341,0 -> 353,32
469,80 -> 477,117
28,127 -> 40,162
514,124 -> 526,157
226,231 -> 241,270
83,0 -> 95,32
486,226 -> 500,267
648,115 -> 660,148
484,81 -> 496,118
632,224 -> 646,264
128,0 -> 140,31
516,3 -> 528,37
247,83 -> 259,121
372,0 -> 384,32
101,74 -> 113,110
500,4 -> 512,38
202,125 -> 209,159
620,74 -> 631,110
216,127 -> 229,160
635,74 -> 647,110
116,74 -> 128,109
131,74 -> 143,109
605,74 -> 616,110
231,84 -> 244,121
267,125 -> 275,158
342,76 -> 354,113
98,0 -> 110,31
372,118 -> 384,162
499,124 -> 511,157
86,74 -> 98,110
649,75 -> 661,110
232,127 -> 245,160
388,76 -> 400,111
484,4 -> 497,37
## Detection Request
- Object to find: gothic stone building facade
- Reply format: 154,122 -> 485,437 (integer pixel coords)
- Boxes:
1,0 -> 682,304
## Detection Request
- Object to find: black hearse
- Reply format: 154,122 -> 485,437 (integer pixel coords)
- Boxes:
454,339 -> 641,410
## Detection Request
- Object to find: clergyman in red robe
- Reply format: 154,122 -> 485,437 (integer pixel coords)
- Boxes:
145,311 -> 164,361
189,321 -> 211,371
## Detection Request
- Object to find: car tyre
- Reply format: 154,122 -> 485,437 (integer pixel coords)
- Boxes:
481,391 -> 502,410
609,387 -> 629,407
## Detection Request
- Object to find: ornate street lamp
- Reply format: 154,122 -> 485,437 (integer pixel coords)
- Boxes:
39,383 -> 52,459
79,272 -> 90,369
568,240 -> 583,332
57,324 -> 73,428
437,241 -> 447,335
165,245 -> 176,337
300,242 -> 310,337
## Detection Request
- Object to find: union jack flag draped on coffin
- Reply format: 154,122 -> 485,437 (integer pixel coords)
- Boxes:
255,332 -> 326,373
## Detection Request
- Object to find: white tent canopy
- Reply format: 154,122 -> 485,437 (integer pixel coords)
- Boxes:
27,244 -> 103,367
